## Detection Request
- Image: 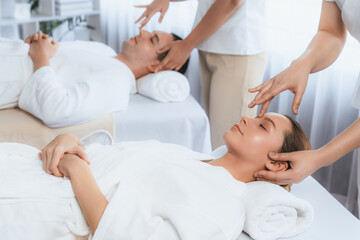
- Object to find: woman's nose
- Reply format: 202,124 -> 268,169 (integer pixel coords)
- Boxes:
241,116 -> 248,126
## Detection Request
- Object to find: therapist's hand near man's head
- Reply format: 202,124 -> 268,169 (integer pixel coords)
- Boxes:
134,0 -> 192,72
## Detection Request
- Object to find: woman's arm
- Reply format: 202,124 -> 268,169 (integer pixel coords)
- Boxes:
59,154 -> 108,235
155,0 -> 244,71
249,0 -> 347,116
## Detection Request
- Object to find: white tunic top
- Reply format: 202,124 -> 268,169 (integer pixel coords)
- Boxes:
0,39 -> 135,127
193,0 -> 266,55
326,0 -> 360,109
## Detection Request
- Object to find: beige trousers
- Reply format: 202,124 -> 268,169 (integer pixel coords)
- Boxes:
198,50 -> 267,149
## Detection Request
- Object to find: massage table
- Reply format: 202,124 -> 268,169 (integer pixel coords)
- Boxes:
237,176 -> 360,239
113,94 -> 212,153
0,94 -> 211,153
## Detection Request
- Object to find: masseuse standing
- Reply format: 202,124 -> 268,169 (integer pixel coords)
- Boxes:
248,0 -> 360,185
136,0 -> 267,149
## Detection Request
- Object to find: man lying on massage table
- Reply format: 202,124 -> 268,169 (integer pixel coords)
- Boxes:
0,30 -> 189,127
0,113 -> 312,240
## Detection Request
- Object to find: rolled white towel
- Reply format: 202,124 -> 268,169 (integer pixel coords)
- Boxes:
136,70 -> 190,102
242,181 -> 313,240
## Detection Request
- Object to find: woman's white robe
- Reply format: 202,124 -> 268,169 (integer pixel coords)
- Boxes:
0,141 -> 246,240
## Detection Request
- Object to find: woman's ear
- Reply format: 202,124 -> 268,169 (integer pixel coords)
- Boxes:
146,60 -> 160,73
265,160 -> 289,172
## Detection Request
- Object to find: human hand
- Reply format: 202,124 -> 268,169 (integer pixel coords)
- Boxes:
248,60 -> 311,117
38,134 -> 89,177
24,31 -> 54,44
58,153 -> 89,178
254,150 -> 324,185
27,31 -> 58,62
154,40 -> 191,72
135,0 -> 170,29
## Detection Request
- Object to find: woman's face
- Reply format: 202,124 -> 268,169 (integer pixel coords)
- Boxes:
223,113 -> 291,165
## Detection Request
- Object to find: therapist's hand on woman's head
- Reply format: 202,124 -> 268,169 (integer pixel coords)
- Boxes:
154,40 -> 192,72
38,134 -> 89,177
248,60 -> 311,117
135,0 -> 170,29
254,149 -> 323,185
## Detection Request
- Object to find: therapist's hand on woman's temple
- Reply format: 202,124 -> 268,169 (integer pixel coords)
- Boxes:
254,149 -> 324,185
134,0 -> 169,29
248,60 -> 311,117
154,40 -> 192,72
38,134 -> 89,177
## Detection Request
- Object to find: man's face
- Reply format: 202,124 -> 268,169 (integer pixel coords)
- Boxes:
121,29 -> 174,65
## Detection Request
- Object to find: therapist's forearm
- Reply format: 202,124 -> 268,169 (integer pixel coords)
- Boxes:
318,118 -> 360,167
291,1 -> 346,74
67,158 -> 108,235
183,0 -> 243,50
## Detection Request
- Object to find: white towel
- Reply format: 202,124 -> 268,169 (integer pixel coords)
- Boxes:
242,181 -> 314,240
136,71 -> 190,102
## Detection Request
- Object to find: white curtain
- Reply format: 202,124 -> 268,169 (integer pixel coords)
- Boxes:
100,0 -> 360,217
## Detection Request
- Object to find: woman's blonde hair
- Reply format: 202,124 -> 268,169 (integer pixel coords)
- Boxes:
278,115 -> 312,191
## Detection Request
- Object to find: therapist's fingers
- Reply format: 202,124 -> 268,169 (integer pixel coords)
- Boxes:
253,78 -> 286,106
257,99 -> 271,118
292,90 -> 304,115
248,81 -> 268,93
135,9 -> 147,24
254,170 -> 293,185
248,82 -> 272,108
159,10 -> 166,23
157,44 -> 171,54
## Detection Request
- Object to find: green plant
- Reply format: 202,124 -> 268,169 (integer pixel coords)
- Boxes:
28,0 -> 39,13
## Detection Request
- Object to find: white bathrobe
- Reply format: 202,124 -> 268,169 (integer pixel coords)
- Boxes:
0,39 -> 135,127
0,140 -> 246,240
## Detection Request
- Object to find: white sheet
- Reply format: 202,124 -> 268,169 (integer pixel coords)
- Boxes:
113,94 -> 212,153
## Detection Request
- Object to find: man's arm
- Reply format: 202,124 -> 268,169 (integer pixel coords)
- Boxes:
59,154 -> 108,235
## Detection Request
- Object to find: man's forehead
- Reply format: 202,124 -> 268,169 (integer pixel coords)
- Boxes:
153,31 -> 174,47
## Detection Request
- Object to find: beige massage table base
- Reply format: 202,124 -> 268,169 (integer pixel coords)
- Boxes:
0,108 -> 114,149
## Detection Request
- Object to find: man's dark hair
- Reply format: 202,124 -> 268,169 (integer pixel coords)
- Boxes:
157,33 -> 190,75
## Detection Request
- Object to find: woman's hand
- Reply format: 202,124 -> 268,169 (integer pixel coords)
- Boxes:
39,134 -> 89,177
154,40 -> 192,72
58,153 -> 88,177
254,150 -> 324,185
135,0 -> 170,29
248,60 -> 311,117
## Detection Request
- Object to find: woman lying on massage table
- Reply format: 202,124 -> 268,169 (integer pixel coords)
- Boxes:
0,113 -> 311,240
